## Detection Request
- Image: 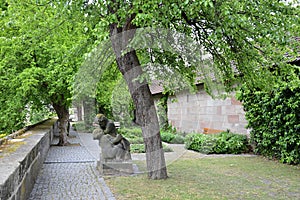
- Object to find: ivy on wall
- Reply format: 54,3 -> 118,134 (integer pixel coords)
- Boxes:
238,77 -> 300,164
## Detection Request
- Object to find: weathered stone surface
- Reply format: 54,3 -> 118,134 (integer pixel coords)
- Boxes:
93,115 -> 133,175
97,161 -> 133,175
0,119 -> 57,200
166,85 -> 248,134
28,130 -> 116,200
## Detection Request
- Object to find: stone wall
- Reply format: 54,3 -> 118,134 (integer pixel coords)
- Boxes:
167,85 -> 248,134
0,118 -> 58,200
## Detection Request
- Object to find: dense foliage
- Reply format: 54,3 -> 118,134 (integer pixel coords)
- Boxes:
238,76 -> 300,164
117,0 -> 299,95
118,127 -> 173,153
118,127 -> 143,144
160,130 -> 185,144
0,0 -> 95,137
185,132 -> 250,154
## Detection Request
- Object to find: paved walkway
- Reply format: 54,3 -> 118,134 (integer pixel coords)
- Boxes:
28,129 -> 115,200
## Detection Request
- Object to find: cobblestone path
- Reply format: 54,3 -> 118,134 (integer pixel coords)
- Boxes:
28,130 -> 115,200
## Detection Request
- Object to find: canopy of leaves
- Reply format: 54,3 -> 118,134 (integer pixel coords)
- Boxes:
92,0 -> 299,95
95,63 -> 122,118
0,0 -> 95,133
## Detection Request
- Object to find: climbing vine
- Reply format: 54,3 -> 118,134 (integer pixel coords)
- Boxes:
238,72 -> 300,164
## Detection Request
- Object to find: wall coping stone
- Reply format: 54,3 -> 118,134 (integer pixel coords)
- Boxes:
0,118 -> 57,200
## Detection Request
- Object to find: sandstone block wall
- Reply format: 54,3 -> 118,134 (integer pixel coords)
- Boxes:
167,85 -> 248,135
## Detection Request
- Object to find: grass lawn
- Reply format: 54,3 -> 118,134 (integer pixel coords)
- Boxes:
105,155 -> 300,200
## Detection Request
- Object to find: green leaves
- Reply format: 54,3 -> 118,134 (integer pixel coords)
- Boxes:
0,0 -> 97,134
239,74 -> 300,164
185,131 -> 249,154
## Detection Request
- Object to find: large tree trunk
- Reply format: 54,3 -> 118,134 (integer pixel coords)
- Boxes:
110,23 -> 168,179
53,103 -> 70,146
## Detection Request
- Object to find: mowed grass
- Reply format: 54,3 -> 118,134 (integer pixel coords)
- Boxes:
105,156 -> 300,200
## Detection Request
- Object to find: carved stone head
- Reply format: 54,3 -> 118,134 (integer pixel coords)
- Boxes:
97,114 -> 108,129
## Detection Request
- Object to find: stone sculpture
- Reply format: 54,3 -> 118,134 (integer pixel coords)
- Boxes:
93,114 -> 133,174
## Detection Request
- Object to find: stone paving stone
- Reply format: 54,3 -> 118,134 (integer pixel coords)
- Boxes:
44,146 -> 95,163
28,163 -> 109,200
29,129 -> 116,200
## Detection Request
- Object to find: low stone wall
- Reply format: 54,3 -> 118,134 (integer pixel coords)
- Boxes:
0,118 -> 58,200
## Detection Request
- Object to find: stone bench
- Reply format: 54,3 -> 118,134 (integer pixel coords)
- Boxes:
0,118 -> 58,200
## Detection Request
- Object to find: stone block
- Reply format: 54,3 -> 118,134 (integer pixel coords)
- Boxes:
222,105 -> 238,115
228,115 -> 240,123
97,161 -> 133,175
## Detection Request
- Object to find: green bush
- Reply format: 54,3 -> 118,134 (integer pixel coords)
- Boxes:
238,82 -> 300,164
72,122 -> 89,132
160,131 -> 175,143
119,126 -> 185,145
171,134 -> 185,144
72,121 -> 95,133
160,130 -> 185,144
162,144 -> 173,152
185,132 -> 250,154
118,127 -> 142,136
185,133 -> 216,154
214,132 -> 249,154
118,127 -> 143,144
130,144 -> 145,153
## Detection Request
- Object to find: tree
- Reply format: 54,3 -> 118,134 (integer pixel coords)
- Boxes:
84,0 -> 299,180
95,63 -> 122,118
0,0 -> 96,144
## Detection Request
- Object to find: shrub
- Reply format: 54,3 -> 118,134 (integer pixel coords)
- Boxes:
171,134 -> 185,144
72,122 -> 92,133
130,144 -> 145,153
185,133 -> 216,154
162,144 -> 173,152
119,126 -> 185,145
118,127 -> 143,144
185,132 -> 250,154
160,130 -> 175,143
160,130 -> 185,144
214,132 -> 249,154
118,127 -> 142,136
238,81 -> 300,164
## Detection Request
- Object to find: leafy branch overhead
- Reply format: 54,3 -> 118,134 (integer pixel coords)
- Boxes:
98,0 -> 299,92
0,0 -> 97,135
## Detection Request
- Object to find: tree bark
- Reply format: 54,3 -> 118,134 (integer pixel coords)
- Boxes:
53,102 -> 70,146
110,23 -> 168,179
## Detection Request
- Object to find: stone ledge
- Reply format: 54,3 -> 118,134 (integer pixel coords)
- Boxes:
97,161 -> 134,175
0,118 -> 58,200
